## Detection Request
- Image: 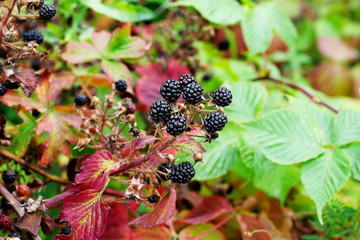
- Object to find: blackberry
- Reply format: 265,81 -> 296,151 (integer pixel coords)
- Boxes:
5,81 -> 19,90
179,74 -> 196,89
0,63 -> 3,74
148,194 -> 160,203
166,114 -> 186,136
2,169 -> 17,184
74,94 -> 89,106
9,233 -> 21,238
202,72 -> 212,81
204,112 -> 227,133
1,198 -> 12,211
157,163 -> 171,181
23,29 -> 44,44
170,161 -> 195,184
115,79 -> 127,92
28,0 -> 44,9
60,226 -> 72,235
39,4 -> 56,20
160,79 -> 182,102
218,39 -> 230,51
150,99 -> 171,122
31,109 -> 40,117
210,132 -> 219,139
212,87 -> 232,107
0,83 -> 7,96
31,59 -> 41,71
0,214 -> 11,229
182,83 -> 203,104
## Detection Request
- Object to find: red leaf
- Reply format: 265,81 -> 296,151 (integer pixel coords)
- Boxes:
317,36 -> 358,62
129,201 -> 139,214
173,136 -> 206,154
100,203 -> 130,240
74,150 -> 120,191
49,73 -> 75,100
179,223 -> 226,240
236,214 -> 271,240
8,70 -> 39,97
129,187 -> 176,229
130,226 -> 171,239
1,90 -> 46,112
57,190 -> 110,240
183,196 -> 232,224
120,136 -> 155,159
135,60 -> 190,107
79,74 -> 113,88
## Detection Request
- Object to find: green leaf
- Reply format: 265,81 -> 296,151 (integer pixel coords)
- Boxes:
61,41 -> 101,64
253,165 -> 300,204
263,2 -> 297,47
179,223 -> 225,240
81,0 -> 154,22
101,59 -> 132,87
238,128 -> 276,176
241,5 -> 272,55
245,109 -> 327,164
341,143 -> 360,181
225,82 -> 267,124
105,24 -> 146,59
3,111 -> 36,157
301,149 -> 351,224
172,0 -> 242,25
194,126 -> 240,180
332,110 -> 360,146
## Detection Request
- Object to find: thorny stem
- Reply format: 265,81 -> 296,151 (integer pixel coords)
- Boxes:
0,0 -> 17,44
252,75 -> 339,114
0,148 -> 72,185
193,213 -> 234,240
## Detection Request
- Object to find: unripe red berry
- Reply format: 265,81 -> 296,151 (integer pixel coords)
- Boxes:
0,214 -> 11,229
17,184 -> 30,196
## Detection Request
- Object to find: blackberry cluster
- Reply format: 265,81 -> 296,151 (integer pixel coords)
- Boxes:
204,112 -> 227,133
179,74 -> 196,89
2,169 -> 17,184
212,87 -> 232,107
23,29 -> 44,44
115,79 -> 127,92
39,4 -> 56,20
75,94 -> 89,106
170,161 -> 195,184
148,194 -> 160,203
150,99 -> 171,122
160,79 -> 182,102
182,83 -> 203,104
0,83 -> 7,96
166,114 -> 186,136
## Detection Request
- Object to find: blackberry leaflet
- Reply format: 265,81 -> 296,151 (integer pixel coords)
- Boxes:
170,161 -> 195,184
166,114 -> 186,136
39,4 -> 56,20
2,169 -> 17,184
179,74 -> 196,89
0,83 -> 7,96
23,29 -> 44,44
182,83 -> 203,104
204,112 -> 227,133
75,94 -> 89,106
212,87 -> 233,107
150,99 -> 171,122
115,79 -> 127,92
160,79 -> 182,102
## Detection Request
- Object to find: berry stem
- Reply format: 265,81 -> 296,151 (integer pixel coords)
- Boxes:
0,148 -> 71,185
252,75 -> 339,114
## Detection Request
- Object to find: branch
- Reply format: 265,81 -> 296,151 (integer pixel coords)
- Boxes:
0,148 -> 72,185
252,76 -> 339,114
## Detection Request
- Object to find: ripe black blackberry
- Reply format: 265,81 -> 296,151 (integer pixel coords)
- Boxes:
39,4 -> 56,20
157,163 -> 171,181
170,161 -> 195,184
5,81 -> 19,90
2,169 -> 17,184
182,83 -> 203,104
150,99 -> 171,122
0,63 -> 3,74
31,59 -> 41,71
202,72 -> 212,81
160,79 -> 182,102
1,198 -> 12,211
9,233 -> 22,238
74,94 -> 89,106
0,83 -> 7,96
60,226 -> 72,235
212,87 -> 233,107
179,74 -> 196,89
166,114 -> 186,136
210,132 -> 219,139
218,39 -> 230,51
148,194 -> 160,203
115,79 -> 127,92
23,29 -> 44,44
204,112 -> 227,133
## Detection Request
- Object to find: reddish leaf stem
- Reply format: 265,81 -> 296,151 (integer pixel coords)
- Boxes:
252,76 -> 339,114
0,148 -> 72,185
